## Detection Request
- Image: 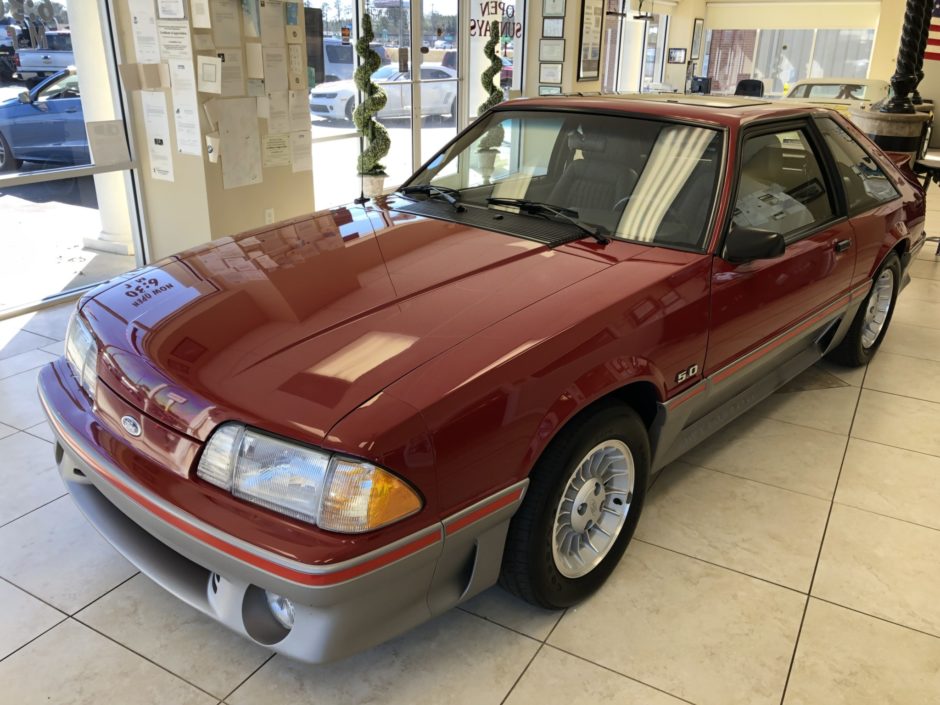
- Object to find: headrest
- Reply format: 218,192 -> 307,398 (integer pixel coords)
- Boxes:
568,132 -> 607,153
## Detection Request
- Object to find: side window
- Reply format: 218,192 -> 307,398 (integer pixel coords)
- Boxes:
817,117 -> 899,212
37,74 -> 80,101
732,129 -> 833,237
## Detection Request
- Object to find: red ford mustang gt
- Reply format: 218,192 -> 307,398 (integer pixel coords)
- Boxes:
39,95 -> 925,663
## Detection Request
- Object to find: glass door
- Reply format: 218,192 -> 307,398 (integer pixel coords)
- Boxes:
0,0 -> 141,319
417,0 -> 459,166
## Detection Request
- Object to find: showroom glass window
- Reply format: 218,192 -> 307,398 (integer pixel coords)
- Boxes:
816,118 -> 899,212
703,28 -> 876,95
732,130 -> 834,237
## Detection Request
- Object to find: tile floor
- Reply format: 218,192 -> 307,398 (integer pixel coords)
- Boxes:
1,243 -> 939,705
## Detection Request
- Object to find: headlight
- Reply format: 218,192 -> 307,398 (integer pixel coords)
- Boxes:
196,423 -> 422,533
65,311 -> 98,399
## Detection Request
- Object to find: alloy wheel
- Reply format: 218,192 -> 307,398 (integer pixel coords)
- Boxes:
861,268 -> 894,349
551,439 -> 634,579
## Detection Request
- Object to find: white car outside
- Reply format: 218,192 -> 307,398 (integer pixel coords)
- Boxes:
309,64 -> 458,122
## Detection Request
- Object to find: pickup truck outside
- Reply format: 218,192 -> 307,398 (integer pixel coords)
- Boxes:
14,31 -> 73,81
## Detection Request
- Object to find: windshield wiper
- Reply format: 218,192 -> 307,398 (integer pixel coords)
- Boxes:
486,197 -> 610,244
398,184 -> 465,212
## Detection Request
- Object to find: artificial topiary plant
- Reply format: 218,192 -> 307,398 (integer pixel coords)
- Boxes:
353,14 -> 390,175
477,20 -> 505,151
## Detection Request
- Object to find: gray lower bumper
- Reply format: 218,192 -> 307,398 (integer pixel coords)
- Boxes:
46,397 -> 526,663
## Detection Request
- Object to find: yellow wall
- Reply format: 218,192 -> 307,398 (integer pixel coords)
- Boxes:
524,0 -> 604,95
664,0 -> 706,89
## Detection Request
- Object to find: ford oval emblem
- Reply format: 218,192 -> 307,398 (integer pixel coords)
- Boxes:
121,416 -> 142,437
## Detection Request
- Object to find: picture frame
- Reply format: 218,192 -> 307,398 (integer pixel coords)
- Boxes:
538,85 -> 563,96
543,0 -> 566,16
667,47 -> 687,64
543,17 -> 564,38
690,18 -> 705,61
539,38 -> 565,62
539,62 -> 563,84
576,0 -> 604,81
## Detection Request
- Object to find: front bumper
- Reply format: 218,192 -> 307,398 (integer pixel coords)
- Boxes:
38,363 -> 526,663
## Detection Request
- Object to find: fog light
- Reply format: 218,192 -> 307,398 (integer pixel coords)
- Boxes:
265,590 -> 295,630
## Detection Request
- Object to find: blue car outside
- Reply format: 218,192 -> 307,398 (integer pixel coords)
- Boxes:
0,68 -> 89,172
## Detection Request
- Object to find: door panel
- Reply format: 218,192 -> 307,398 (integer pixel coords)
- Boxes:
704,125 -> 855,376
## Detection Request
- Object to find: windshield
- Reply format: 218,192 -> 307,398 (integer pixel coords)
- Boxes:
403,110 -> 723,250
372,65 -> 399,81
789,83 -> 870,100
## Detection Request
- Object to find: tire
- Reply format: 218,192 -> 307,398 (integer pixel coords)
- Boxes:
828,252 -> 901,367
345,99 -> 355,123
499,401 -> 650,608
0,131 -> 22,173
449,98 -> 457,124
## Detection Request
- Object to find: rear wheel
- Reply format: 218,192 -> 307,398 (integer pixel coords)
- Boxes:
0,131 -> 22,172
345,98 -> 355,123
500,401 -> 649,608
828,252 -> 900,367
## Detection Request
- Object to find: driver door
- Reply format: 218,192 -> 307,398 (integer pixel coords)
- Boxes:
703,121 -> 855,396
10,73 -> 87,165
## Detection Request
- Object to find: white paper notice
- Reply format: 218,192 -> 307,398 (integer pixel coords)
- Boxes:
197,54 -> 222,93
157,0 -> 185,19
86,120 -> 131,166
191,0 -> 212,28
262,46 -> 288,91
260,0 -> 286,46
288,89 -> 308,131
218,48 -> 245,96
210,0 -> 241,47
157,20 -> 192,61
262,133 -> 291,167
247,78 -> 266,96
266,91 -> 289,133
169,58 -> 201,156
285,2 -> 302,43
219,97 -> 262,188
141,91 -> 175,181
290,129 -> 312,172
288,43 -> 304,89
246,42 -> 264,79
129,0 -> 161,64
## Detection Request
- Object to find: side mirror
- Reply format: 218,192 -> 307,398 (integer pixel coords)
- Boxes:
17,91 -> 31,104
723,225 -> 786,264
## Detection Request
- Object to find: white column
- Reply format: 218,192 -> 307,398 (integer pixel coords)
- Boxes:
69,0 -> 135,256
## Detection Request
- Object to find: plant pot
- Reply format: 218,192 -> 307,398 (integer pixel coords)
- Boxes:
360,173 -> 387,199
476,149 -> 498,183
849,106 -> 931,165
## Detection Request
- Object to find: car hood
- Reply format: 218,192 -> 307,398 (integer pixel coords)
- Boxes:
311,79 -> 354,94
82,200 -> 610,445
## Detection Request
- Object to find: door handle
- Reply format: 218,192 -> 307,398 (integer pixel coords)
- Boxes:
833,239 -> 852,253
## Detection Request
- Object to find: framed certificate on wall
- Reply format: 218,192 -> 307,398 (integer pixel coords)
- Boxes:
539,63 -> 562,84
543,0 -> 566,16
543,18 -> 564,38
539,39 -> 565,62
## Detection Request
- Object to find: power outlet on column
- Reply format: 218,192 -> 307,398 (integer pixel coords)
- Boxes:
264,208 -> 275,224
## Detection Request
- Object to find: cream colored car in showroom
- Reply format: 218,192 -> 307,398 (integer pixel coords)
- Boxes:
784,78 -> 890,115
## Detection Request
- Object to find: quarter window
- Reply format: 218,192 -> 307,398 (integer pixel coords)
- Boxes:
732,129 -> 833,237
817,118 -> 899,212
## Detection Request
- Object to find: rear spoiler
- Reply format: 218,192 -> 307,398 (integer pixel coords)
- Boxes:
884,150 -> 923,190
884,151 -> 913,169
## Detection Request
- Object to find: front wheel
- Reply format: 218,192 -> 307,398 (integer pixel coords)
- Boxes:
0,131 -> 21,172
828,252 -> 901,367
500,401 -> 649,608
